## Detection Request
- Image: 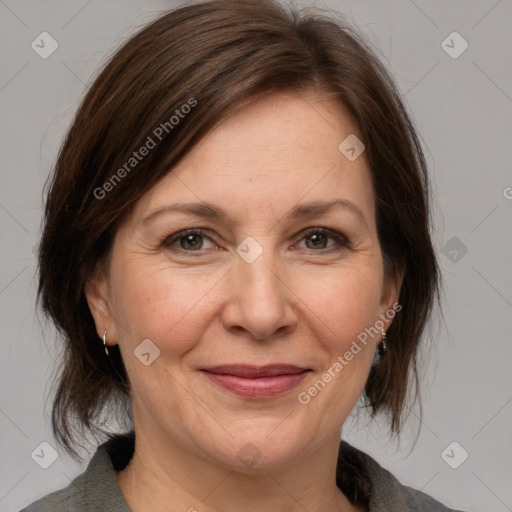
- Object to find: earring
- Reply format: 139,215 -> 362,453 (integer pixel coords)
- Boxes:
103,330 -> 109,357
378,329 -> 387,356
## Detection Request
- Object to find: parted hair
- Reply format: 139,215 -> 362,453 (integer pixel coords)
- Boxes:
37,0 -> 440,463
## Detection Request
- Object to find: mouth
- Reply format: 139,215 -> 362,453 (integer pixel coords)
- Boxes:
200,364 -> 311,400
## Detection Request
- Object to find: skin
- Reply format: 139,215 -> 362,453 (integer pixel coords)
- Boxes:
86,91 -> 403,512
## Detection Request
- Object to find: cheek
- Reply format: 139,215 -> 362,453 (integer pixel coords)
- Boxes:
292,268 -> 383,431
111,258 -> 220,354
110,262 -> 219,412
295,264 -> 383,346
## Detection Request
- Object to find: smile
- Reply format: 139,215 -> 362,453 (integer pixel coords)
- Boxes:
200,364 -> 311,399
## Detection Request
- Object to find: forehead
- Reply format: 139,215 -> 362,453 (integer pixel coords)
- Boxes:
128,92 -> 375,228
181,91 -> 363,173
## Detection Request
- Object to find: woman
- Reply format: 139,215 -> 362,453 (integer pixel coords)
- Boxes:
22,0 -> 466,510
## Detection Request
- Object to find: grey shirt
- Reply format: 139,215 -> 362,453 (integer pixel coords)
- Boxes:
20,431 -> 466,511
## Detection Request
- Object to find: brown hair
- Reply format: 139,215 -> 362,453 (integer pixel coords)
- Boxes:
38,0 -> 440,462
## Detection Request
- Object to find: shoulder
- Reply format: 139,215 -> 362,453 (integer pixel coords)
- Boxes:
337,440 -> 468,512
19,433 -> 134,512
19,469 -> 90,512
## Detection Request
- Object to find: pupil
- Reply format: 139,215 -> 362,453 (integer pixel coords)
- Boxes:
183,234 -> 201,249
309,233 -> 325,248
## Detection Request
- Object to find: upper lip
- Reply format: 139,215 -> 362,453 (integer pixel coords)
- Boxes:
201,364 -> 309,378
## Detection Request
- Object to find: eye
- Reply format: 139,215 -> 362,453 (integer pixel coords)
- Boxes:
296,227 -> 351,253
162,229 -> 217,253
161,227 -> 351,256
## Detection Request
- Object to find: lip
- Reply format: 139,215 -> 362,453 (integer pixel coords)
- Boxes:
200,364 -> 311,399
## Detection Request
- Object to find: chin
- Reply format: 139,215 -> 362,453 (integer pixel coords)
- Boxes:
200,419 -> 313,472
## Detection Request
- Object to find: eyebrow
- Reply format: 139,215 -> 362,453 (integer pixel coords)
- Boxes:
141,199 -> 366,226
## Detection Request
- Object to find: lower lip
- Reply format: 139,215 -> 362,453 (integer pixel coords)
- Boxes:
201,371 -> 310,399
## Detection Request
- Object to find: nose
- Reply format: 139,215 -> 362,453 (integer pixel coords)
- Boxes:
220,249 -> 298,341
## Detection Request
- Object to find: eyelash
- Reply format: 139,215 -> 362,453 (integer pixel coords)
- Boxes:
161,227 -> 351,256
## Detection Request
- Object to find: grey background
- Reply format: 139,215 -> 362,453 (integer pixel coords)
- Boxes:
1,1 -> 511,511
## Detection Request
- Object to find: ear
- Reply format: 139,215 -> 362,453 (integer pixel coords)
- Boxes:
378,261 -> 405,329
84,266 -> 118,345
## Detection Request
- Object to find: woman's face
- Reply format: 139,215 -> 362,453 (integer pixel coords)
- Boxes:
87,92 -> 401,470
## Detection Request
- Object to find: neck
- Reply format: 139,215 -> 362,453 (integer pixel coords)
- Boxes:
115,427 -> 363,512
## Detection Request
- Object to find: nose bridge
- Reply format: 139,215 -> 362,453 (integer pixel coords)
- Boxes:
250,253 -> 281,287
237,239 -> 284,305
222,237 -> 295,340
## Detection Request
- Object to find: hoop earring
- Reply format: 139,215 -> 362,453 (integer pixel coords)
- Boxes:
103,330 -> 109,357
378,329 -> 387,356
